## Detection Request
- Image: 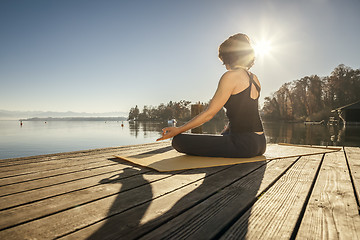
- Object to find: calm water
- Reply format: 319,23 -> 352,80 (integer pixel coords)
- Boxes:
1,120 -> 359,159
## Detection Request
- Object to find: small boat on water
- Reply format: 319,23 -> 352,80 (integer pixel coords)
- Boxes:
304,120 -> 325,125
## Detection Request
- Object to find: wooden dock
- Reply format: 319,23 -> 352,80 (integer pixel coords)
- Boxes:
0,142 -> 359,239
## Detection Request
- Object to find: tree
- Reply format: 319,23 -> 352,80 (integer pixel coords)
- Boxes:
128,100 -> 192,122
262,64 -> 360,121
326,64 -> 360,108
128,105 -> 140,120
262,95 -> 281,119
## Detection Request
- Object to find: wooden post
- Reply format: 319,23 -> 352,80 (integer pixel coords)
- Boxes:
191,103 -> 204,134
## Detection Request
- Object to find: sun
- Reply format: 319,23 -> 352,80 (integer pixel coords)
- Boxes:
253,40 -> 272,57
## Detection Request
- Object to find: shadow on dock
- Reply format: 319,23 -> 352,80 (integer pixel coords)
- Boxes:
87,167 -> 152,240
87,147 -> 266,239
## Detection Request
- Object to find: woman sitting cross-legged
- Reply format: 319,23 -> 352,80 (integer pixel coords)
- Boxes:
157,33 -> 266,158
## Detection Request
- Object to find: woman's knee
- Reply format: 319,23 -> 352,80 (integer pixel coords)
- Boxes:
257,135 -> 267,156
171,134 -> 185,152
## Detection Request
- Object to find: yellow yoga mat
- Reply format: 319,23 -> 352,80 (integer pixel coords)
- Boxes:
114,144 -> 341,172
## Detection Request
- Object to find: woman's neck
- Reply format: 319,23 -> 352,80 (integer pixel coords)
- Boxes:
231,65 -> 248,70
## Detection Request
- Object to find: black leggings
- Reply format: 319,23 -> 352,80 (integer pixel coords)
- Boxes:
172,132 -> 266,158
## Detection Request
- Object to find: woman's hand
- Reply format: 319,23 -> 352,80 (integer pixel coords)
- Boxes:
156,127 -> 181,141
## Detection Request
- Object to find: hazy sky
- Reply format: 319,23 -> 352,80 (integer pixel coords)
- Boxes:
1,0 -> 359,114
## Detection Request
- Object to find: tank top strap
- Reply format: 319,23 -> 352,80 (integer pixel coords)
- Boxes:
246,71 -> 261,92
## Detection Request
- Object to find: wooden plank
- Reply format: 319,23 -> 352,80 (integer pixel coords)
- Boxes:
0,146 -> 171,196
220,154 -> 323,239
0,142 -> 170,166
0,143 -> 164,184
0,164 -> 150,210
296,150 -> 360,239
0,161 -> 120,186
344,146 -> 360,210
0,142 -> 170,177
0,168 -> 175,230
0,167 -> 225,239
0,143 -> 172,225
0,158 -> 115,179
132,157 -> 298,240
1,162 -> 128,196
58,160 -> 271,239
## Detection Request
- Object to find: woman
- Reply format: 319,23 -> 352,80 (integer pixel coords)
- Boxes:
156,33 -> 266,158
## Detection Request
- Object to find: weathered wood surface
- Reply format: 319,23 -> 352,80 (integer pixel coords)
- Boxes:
344,146 -> 360,214
0,143 -> 359,240
296,150 -> 360,239
220,154 -> 323,240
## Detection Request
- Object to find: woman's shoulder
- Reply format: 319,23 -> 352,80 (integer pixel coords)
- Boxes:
222,68 -> 247,78
221,69 -> 250,83
218,69 -> 250,92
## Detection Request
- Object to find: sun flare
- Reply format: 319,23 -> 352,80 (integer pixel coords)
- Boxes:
253,40 -> 272,57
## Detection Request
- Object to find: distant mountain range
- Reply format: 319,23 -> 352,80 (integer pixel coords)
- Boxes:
0,110 -> 128,120
20,117 -> 127,121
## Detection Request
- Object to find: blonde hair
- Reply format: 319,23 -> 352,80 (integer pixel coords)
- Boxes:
218,33 -> 255,70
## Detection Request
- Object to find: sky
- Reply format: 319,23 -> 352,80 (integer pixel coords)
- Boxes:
1,0 -> 359,115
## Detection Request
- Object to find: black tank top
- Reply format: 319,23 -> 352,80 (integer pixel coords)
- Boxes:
224,71 -> 264,133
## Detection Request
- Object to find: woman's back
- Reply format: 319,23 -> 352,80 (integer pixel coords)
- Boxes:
224,70 -> 263,134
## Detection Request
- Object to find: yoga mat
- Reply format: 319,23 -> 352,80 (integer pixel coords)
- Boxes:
115,144 -> 341,172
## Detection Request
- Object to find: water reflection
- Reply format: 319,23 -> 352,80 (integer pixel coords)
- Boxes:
128,121 -> 163,138
128,120 -> 227,138
263,122 -> 360,147
129,120 -> 360,147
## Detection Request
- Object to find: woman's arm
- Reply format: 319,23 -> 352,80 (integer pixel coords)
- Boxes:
157,71 -> 237,141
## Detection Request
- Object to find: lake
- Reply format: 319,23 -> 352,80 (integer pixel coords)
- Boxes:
1,120 -> 359,160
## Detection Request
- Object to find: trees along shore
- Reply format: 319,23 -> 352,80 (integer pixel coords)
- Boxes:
128,64 -> 360,124
127,100 -> 226,123
262,64 -> 360,122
